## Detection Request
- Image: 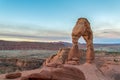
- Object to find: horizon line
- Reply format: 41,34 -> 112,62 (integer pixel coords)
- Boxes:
0,39 -> 120,44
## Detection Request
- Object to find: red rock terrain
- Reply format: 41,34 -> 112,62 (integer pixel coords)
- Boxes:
0,48 -> 120,80
0,40 -> 120,50
0,40 -> 65,50
0,63 -> 119,80
0,58 -> 45,74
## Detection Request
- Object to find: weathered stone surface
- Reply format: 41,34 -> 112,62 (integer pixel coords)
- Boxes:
5,72 -> 21,79
100,63 -> 120,80
20,63 -> 112,80
68,18 -> 94,63
43,48 -> 70,67
67,44 -> 81,65
0,63 -> 114,80
20,18 -> 95,80
21,66 -> 85,80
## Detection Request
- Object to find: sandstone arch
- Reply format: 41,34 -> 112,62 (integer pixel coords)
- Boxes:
68,18 -> 94,63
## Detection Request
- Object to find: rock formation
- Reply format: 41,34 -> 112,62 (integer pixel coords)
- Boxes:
5,72 -> 21,79
19,18 -> 95,80
21,66 -> 85,80
68,18 -> 94,63
43,48 -> 70,67
67,44 -> 81,65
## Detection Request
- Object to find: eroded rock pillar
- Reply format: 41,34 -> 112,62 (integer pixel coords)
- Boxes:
67,44 -> 81,64
68,18 -> 94,64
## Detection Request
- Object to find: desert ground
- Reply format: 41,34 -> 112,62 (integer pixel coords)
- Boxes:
0,49 -> 120,74
0,49 -> 120,80
0,50 -> 57,74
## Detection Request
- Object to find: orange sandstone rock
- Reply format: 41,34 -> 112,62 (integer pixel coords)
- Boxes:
43,48 -> 70,67
5,72 -> 21,79
20,18 -> 95,80
21,66 -> 85,80
68,18 -> 94,63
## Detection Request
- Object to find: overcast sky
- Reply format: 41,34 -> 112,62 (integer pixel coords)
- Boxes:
0,0 -> 120,44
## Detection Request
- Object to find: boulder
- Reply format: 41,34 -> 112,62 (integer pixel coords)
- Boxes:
5,72 -> 22,79
21,66 -> 85,80
43,48 -> 70,67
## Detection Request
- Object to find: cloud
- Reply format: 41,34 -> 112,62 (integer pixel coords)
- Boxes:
0,32 -> 70,42
0,19 -> 120,43
0,23 -> 69,37
0,23 -> 70,42
93,29 -> 120,39
91,15 -> 120,39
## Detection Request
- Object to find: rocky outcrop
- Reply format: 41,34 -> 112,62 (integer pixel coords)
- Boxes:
69,18 -> 94,63
20,18 -> 95,80
43,48 -> 70,67
21,66 -> 85,80
21,63 -> 113,80
99,61 -> 120,80
5,72 -> 21,79
67,44 -> 82,65
0,62 -> 118,80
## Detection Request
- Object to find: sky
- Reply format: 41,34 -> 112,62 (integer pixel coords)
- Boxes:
0,0 -> 120,44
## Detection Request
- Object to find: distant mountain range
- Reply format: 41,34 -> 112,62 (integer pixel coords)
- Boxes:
0,40 -> 120,51
0,40 -> 65,50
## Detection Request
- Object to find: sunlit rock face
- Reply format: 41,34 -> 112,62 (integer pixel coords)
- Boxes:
43,48 -> 70,67
20,18 -> 96,80
21,66 -> 86,80
68,18 -> 94,64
